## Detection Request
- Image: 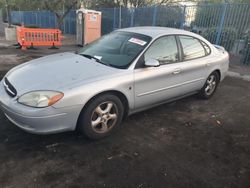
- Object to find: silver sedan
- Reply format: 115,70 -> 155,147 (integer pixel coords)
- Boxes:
0,27 -> 229,139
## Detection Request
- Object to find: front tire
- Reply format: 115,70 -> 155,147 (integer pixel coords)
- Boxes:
78,94 -> 124,140
199,71 -> 220,99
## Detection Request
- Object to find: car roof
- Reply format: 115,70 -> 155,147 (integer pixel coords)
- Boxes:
118,26 -> 201,39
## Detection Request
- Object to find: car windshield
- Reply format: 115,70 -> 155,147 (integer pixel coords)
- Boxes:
78,31 -> 151,69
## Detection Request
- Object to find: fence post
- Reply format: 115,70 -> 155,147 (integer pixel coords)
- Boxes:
35,12 -> 38,27
48,11 -> 51,28
180,5 -> 186,29
215,3 -> 228,45
22,10 -> 24,25
119,5 -> 122,28
113,8 -> 116,30
63,14 -> 66,34
152,5 -> 157,26
19,9 -> 22,24
0,9 -> 4,36
130,8 -> 134,27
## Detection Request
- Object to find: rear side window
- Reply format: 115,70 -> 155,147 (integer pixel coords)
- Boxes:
179,36 -> 206,61
201,41 -> 211,55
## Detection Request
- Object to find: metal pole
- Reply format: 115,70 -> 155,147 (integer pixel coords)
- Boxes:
36,12 -> 38,26
152,5 -> 157,26
19,7 -> 21,24
215,3 -> 228,45
119,5 -> 122,28
63,0 -> 66,33
113,8 -> 116,30
181,5 -> 186,29
130,8 -> 134,27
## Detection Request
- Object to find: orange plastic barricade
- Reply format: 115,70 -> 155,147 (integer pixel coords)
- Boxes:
16,26 -> 63,50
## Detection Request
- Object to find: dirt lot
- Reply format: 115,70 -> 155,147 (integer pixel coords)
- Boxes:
0,38 -> 250,188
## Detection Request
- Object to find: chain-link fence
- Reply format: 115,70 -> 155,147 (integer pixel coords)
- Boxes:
10,10 -> 76,34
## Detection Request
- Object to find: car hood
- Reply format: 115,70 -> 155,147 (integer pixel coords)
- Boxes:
5,52 -> 120,94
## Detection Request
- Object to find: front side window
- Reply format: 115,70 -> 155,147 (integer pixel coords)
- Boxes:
179,36 -> 206,61
79,31 -> 151,69
144,35 -> 179,64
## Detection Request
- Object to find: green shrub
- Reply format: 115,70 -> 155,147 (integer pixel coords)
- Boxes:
202,27 -> 237,51
242,31 -> 250,65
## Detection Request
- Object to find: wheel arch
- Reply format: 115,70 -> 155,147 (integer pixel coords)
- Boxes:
77,90 -> 130,127
213,69 -> 221,81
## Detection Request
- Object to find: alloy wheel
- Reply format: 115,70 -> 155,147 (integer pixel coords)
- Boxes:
205,74 -> 217,96
91,101 -> 118,134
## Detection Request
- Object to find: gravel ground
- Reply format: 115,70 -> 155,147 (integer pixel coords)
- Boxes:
0,38 -> 250,188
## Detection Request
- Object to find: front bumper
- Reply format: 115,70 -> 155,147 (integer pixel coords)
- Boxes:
0,81 -> 82,134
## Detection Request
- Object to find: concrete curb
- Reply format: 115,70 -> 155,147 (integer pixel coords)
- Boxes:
227,71 -> 250,82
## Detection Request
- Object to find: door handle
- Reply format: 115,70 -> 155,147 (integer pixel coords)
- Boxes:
172,68 -> 182,74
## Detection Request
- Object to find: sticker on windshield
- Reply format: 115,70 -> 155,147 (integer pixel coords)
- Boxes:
128,38 -> 147,46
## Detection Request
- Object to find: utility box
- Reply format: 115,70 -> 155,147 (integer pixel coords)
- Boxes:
76,8 -> 102,46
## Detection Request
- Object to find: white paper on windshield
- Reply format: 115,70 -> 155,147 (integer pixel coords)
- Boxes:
94,55 -> 102,60
128,38 -> 147,46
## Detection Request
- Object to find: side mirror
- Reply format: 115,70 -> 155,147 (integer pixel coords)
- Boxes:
145,58 -> 160,67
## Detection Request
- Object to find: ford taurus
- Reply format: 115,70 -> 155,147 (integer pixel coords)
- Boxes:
0,27 -> 229,139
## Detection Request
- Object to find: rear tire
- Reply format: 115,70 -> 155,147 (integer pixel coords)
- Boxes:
77,94 -> 124,140
199,71 -> 220,99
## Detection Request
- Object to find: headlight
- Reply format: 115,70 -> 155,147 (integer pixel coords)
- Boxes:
17,91 -> 64,108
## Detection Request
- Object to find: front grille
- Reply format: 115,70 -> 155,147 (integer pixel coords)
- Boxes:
3,77 -> 17,97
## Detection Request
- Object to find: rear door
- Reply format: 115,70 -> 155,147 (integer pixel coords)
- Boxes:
176,35 -> 212,93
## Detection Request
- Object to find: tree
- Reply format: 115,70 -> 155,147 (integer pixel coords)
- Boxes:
84,0 -> 185,8
43,0 -> 78,29
0,0 -> 45,11
197,0 -> 250,2
128,0 -> 179,8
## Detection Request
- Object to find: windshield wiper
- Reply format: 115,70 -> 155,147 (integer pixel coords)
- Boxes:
79,53 -> 101,62
79,53 -> 112,67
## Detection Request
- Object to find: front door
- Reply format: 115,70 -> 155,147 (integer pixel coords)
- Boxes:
134,35 -> 185,109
